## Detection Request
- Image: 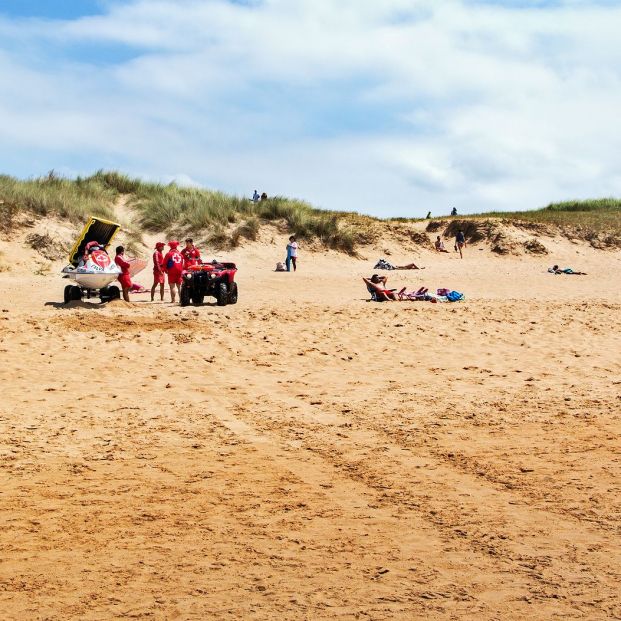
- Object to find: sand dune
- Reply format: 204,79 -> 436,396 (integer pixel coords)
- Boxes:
0,229 -> 620,619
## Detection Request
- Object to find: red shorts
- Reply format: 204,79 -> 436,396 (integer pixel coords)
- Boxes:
153,272 -> 165,285
168,272 -> 183,285
118,273 -> 132,289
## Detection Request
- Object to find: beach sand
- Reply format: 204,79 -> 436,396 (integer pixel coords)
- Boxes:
0,231 -> 620,619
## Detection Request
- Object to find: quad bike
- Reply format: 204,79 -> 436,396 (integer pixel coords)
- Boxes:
179,261 -> 238,307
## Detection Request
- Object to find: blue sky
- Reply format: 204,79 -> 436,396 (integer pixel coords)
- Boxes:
0,0 -> 620,217
0,0 -> 106,19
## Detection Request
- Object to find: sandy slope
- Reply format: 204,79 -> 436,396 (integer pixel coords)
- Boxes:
0,229 -> 620,620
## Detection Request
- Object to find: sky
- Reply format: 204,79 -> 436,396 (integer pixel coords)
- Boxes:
0,0 -> 620,217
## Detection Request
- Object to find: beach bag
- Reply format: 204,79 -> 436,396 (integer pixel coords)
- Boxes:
446,290 -> 464,302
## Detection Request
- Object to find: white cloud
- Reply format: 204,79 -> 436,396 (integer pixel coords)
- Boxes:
0,0 -> 620,216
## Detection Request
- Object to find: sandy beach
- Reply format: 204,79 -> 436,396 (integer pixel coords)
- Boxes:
1,229 -> 620,620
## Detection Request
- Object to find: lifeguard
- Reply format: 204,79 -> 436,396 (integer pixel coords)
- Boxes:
114,246 -> 132,302
151,241 -> 166,302
181,238 -> 201,268
163,240 -> 184,303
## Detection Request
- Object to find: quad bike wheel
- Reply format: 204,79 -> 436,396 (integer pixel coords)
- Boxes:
180,283 -> 191,307
64,285 -> 73,304
228,282 -> 238,304
216,282 -> 228,306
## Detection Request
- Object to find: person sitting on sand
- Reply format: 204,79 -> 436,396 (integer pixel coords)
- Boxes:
363,275 -> 399,301
435,236 -> 449,253
548,265 -> 587,275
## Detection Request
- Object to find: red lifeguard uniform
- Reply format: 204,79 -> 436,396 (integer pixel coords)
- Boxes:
115,253 -> 132,289
163,241 -> 184,285
153,242 -> 165,285
181,245 -> 201,269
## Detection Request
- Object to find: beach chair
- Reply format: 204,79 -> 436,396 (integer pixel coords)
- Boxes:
365,282 -> 397,302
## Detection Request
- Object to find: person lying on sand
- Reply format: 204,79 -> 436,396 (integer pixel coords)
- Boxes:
548,265 -> 587,275
374,258 -> 425,270
397,286 -> 429,300
397,262 -> 425,270
363,275 -> 399,301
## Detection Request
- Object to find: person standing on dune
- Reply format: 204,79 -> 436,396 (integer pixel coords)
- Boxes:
163,240 -> 184,303
151,242 -> 166,302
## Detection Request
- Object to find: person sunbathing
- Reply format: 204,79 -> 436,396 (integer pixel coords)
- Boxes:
374,258 -> 424,270
397,286 -> 429,300
396,262 -> 425,269
363,275 -> 399,301
548,265 -> 587,275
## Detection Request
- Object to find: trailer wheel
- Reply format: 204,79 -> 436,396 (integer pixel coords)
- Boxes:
64,285 -> 73,304
70,286 -> 82,301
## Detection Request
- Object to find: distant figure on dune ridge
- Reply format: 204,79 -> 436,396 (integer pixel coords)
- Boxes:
451,207 -> 458,216
455,229 -> 466,258
261,192 -> 268,201
435,236 -> 449,253
548,265 -> 588,275
252,190 -> 259,203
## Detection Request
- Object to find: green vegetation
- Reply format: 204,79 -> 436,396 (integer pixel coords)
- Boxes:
468,199 -> 621,235
0,171 -> 115,226
458,199 -> 621,248
127,182 -> 362,253
1,171 -> 619,251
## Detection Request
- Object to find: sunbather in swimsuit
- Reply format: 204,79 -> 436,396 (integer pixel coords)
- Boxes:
548,265 -> 587,275
363,275 -> 398,301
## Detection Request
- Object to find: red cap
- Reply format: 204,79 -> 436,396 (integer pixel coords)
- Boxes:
168,240 -> 179,248
155,242 -> 165,249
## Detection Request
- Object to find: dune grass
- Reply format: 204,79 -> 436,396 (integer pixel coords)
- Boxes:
122,178 -> 362,253
468,199 -> 621,234
1,170 -> 620,251
0,171 -> 115,227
